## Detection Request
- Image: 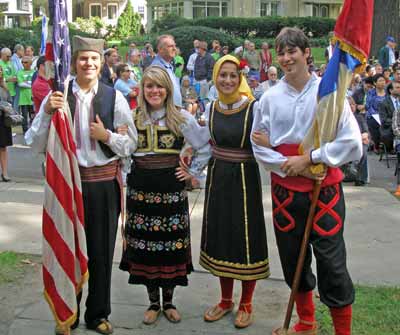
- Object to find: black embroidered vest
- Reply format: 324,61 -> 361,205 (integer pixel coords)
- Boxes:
135,119 -> 184,154
67,80 -> 116,158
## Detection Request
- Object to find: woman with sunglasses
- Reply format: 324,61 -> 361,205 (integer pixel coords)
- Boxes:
114,63 -> 139,111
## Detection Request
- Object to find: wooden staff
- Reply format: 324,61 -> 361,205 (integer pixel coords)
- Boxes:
279,178 -> 323,334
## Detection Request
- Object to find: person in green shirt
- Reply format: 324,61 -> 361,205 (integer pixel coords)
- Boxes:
0,48 -> 17,101
211,45 -> 221,61
174,47 -> 185,79
17,56 -> 34,133
127,48 -> 143,83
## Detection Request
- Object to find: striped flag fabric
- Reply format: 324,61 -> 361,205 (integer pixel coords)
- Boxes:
300,0 -> 374,165
43,0 -> 88,331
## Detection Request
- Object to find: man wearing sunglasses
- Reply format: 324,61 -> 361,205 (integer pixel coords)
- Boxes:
0,48 -> 17,106
17,56 -> 34,133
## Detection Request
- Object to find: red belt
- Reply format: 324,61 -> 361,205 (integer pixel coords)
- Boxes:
134,154 -> 180,169
212,146 -> 255,163
79,159 -> 124,224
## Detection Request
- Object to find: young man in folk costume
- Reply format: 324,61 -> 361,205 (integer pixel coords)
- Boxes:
251,27 -> 362,335
26,36 -> 138,334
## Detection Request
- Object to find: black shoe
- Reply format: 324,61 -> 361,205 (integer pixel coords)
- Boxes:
1,174 -> 11,182
354,180 -> 366,186
70,317 -> 79,330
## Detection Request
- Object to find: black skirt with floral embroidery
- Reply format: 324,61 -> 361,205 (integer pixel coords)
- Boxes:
119,164 -> 193,287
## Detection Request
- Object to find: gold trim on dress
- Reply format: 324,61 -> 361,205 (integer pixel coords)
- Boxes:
200,255 -> 270,281
240,100 -> 253,148
209,101 -> 217,144
135,122 -> 152,153
200,257 -> 269,275
240,163 -> 250,264
203,159 -> 216,251
215,99 -> 250,115
200,250 -> 268,269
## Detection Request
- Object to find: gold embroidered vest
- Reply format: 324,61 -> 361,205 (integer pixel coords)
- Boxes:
135,120 -> 184,154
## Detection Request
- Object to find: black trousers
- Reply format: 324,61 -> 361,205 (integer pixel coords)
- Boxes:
20,105 -> 33,133
272,183 -> 354,308
367,116 -> 381,148
81,179 -> 120,324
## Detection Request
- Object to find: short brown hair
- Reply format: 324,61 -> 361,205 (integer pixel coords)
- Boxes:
116,63 -> 129,77
198,41 -> 208,51
275,27 -> 310,54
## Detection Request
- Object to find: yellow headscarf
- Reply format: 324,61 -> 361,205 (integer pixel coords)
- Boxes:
212,55 -> 254,105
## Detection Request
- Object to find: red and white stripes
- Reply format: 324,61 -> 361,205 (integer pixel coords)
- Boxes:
43,107 -> 88,329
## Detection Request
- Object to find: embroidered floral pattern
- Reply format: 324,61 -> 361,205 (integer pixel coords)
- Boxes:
127,237 -> 190,252
127,213 -> 189,232
127,189 -> 187,204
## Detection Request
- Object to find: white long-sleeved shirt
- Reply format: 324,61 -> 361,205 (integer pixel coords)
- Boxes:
134,108 -> 211,176
25,80 -> 138,167
251,73 -> 362,177
186,52 -> 198,72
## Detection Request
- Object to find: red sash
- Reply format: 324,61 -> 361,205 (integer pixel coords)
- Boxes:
271,144 -> 343,192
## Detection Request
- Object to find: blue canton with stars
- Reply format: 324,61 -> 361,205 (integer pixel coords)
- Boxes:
49,0 -> 70,92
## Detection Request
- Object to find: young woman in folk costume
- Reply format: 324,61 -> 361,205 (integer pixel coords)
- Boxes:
119,65 -> 210,325
186,55 -> 270,328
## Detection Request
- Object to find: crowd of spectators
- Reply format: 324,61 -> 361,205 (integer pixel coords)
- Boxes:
0,33 -> 400,195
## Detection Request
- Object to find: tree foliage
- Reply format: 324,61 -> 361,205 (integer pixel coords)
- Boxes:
114,1 -> 142,39
371,0 -> 400,58
72,17 -> 107,38
166,26 -> 241,61
0,28 -> 39,50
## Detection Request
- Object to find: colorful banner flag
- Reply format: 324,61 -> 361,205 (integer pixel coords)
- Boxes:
300,0 -> 374,161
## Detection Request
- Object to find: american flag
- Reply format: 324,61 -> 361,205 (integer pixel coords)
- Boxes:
43,0 -> 88,331
49,0 -> 70,92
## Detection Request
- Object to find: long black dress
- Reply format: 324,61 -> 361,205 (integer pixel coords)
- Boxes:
200,98 -> 270,281
0,88 -> 12,148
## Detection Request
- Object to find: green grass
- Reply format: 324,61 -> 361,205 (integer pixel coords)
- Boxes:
311,47 -> 326,66
0,251 -> 30,284
316,285 -> 400,334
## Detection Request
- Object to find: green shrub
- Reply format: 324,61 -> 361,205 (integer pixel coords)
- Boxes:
151,16 -> 335,39
167,26 -> 241,61
0,28 -> 39,51
123,34 -> 157,47
151,13 -> 191,33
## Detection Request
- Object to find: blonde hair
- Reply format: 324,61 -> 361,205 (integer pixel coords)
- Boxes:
138,65 -> 186,136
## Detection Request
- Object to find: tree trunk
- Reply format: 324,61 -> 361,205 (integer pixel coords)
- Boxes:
371,0 -> 400,59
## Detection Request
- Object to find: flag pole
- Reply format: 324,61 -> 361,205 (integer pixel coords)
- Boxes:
274,178 -> 323,335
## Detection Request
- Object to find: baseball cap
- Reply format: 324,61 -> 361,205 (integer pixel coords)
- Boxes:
387,36 -> 395,43
249,74 -> 260,81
